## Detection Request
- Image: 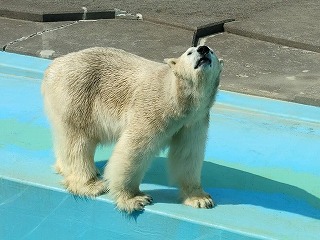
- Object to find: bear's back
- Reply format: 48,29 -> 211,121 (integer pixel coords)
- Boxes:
42,47 -> 168,130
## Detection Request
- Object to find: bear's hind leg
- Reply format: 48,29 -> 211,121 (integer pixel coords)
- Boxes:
52,126 -> 73,177
53,158 -> 64,175
56,130 -> 107,197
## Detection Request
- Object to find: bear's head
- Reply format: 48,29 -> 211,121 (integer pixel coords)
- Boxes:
165,45 -> 223,84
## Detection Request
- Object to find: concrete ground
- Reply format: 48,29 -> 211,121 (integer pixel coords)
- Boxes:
1,0 -> 320,106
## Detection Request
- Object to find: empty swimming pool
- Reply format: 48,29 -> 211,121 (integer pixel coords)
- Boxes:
1,52 -> 320,239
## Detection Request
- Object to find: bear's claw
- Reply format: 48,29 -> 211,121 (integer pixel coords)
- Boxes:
183,193 -> 215,209
116,193 -> 153,213
63,177 -> 107,197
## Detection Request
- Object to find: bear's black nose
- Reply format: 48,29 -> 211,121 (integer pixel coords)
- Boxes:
197,46 -> 209,55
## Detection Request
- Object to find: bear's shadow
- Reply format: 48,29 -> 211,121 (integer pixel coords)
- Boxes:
95,157 -> 320,220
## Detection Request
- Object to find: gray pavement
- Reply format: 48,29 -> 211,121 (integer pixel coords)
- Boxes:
1,0 -> 289,28
225,0 -> 320,53
0,0 -> 320,106
206,33 -> 320,106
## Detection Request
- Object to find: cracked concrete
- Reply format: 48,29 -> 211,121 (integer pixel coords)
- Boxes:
0,18 -> 78,55
2,21 -> 79,55
2,19 -> 193,61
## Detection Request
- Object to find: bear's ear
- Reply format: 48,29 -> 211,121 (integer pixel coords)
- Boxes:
164,58 -> 177,68
219,59 -> 224,67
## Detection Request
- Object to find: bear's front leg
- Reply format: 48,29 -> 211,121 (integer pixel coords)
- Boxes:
168,116 -> 214,209
104,130 -> 156,213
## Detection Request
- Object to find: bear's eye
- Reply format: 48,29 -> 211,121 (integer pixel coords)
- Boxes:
187,51 -> 192,56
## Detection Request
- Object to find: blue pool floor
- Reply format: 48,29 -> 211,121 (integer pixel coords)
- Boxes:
1,52 -> 320,240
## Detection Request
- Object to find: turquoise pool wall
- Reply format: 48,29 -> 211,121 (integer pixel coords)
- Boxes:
1,52 -> 320,239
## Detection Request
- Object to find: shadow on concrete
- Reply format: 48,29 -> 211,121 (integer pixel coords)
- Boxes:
96,157 -> 320,219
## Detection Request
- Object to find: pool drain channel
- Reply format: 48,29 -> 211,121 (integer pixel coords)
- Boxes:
192,19 -> 235,47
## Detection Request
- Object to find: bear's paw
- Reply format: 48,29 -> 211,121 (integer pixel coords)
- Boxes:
116,193 -> 153,213
183,192 -> 214,209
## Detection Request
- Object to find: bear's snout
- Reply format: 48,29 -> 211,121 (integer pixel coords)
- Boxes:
197,46 -> 210,55
194,46 -> 212,69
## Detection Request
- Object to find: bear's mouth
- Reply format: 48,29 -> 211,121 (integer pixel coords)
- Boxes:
194,57 -> 212,69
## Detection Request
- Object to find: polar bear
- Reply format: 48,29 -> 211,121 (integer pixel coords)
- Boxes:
42,45 -> 223,213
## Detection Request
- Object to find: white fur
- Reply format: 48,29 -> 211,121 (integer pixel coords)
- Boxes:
42,46 -> 223,213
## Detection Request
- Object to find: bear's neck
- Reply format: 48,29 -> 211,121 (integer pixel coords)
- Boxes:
173,74 -> 218,115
